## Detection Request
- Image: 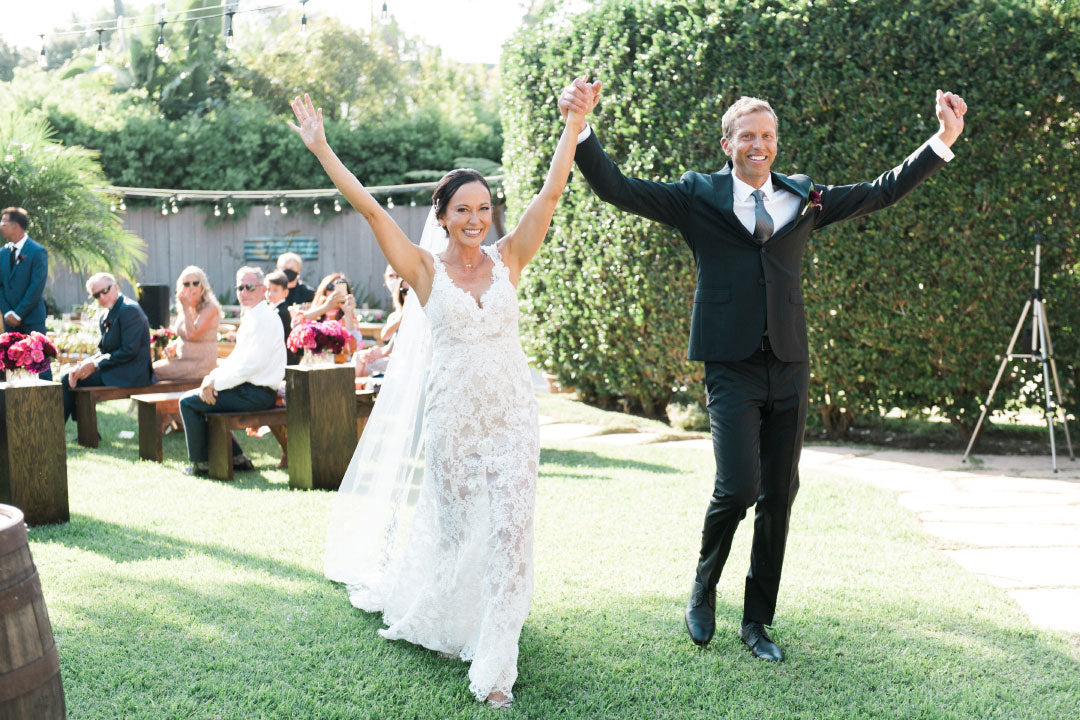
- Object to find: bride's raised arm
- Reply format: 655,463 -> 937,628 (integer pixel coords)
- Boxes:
499,83 -> 587,278
289,94 -> 435,303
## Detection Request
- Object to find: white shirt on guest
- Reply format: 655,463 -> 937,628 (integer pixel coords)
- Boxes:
208,300 -> 285,391
575,125 -> 955,238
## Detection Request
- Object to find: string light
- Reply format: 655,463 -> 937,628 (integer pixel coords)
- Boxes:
119,199 -> 126,211
386,197 -> 394,209
279,201 -> 288,214
299,0 -> 309,34
225,10 -> 236,49
38,35 -> 47,68
226,201 -> 234,215
381,2 -> 389,22
170,197 -> 179,214
264,204 -> 271,216
161,201 -> 169,216
333,198 -> 342,212
409,197 -> 416,207
313,202 -> 321,215
213,202 -> 221,217
156,20 -> 170,61
95,29 -> 105,65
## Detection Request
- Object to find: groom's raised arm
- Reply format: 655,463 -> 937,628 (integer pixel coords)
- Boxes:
559,78 -> 691,229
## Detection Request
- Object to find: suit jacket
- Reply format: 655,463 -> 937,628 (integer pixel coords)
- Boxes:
575,132 -> 946,363
273,300 -> 300,365
88,294 -> 155,386
0,237 -> 48,333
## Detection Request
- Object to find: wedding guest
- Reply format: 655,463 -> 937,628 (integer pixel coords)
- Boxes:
61,273 -> 154,422
265,269 -> 300,365
0,207 -> 51,380
301,272 -> 362,353
276,252 -> 316,307
355,267 -> 408,377
179,266 -> 285,476
153,266 -> 222,381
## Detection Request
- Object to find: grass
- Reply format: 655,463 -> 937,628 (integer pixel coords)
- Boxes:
26,400 -> 1080,719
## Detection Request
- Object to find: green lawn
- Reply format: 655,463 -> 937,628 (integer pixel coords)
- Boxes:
28,401 -> 1080,719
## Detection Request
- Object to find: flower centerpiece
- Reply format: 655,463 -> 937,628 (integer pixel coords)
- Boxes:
287,320 -> 353,366
150,327 -> 177,361
0,331 -> 59,385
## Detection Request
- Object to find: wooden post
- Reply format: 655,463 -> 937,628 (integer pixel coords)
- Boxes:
0,382 -> 69,525
207,416 -> 235,482
74,392 -> 99,448
136,399 -> 162,462
286,365 -> 357,490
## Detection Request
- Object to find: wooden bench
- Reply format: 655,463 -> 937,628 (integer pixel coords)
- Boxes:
207,407 -> 288,481
73,380 -> 201,448
132,391 -> 188,462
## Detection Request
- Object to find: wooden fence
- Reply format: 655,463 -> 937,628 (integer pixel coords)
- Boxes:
45,203 -> 497,312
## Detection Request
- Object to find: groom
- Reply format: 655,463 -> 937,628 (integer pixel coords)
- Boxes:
559,78 -> 967,660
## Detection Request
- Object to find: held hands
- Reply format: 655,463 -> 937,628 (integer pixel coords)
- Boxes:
3,311 -> 19,328
558,75 -> 602,131
935,89 -> 967,147
199,378 -> 218,405
288,93 -> 327,152
67,360 -> 96,388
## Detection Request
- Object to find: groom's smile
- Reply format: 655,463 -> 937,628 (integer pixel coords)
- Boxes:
720,110 -> 778,188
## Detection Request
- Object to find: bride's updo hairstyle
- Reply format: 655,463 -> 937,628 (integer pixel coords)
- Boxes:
431,169 -> 490,232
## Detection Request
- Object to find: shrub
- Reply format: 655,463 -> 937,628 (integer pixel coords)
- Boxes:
502,0 -> 1080,430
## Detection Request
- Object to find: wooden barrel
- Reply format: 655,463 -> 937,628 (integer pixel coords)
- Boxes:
0,505 -> 65,719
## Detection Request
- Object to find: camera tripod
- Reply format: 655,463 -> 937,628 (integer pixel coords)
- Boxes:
962,222 -> 1074,472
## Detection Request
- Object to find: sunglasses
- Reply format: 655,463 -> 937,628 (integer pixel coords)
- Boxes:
182,280 -> 201,288
91,284 -> 112,300
236,283 -> 259,293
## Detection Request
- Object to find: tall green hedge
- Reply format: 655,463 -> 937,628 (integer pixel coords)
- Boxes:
502,0 -> 1080,429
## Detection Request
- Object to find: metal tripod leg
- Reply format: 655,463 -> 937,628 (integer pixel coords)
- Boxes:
1035,299 -> 1059,472
962,299 -> 1031,464
1039,302 -> 1075,462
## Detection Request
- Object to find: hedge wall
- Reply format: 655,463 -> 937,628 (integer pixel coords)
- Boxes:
502,0 -> 1080,429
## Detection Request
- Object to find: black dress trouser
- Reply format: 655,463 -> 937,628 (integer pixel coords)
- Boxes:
696,343 -> 809,626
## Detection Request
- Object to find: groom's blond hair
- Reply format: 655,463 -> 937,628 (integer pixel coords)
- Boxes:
721,97 -> 778,141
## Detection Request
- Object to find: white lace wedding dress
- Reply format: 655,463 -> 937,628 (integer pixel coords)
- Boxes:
354,243 -> 539,704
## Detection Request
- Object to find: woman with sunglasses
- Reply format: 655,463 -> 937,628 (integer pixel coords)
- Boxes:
152,265 -> 222,381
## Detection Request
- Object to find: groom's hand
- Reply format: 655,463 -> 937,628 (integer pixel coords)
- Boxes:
935,89 -> 967,147
558,76 -> 602,122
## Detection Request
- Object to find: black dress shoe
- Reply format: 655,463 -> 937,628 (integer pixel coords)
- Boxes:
183,465 -> 209,477
233,457 -> 255,472
739,621 -> 783,662
684,580 -> 716,646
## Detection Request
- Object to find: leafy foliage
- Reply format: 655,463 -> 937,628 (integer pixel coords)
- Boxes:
0,112 -> 145,277
502,0 -> 1080,429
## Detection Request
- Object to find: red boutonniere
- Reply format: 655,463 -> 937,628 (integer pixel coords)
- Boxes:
801,184 -> 823,216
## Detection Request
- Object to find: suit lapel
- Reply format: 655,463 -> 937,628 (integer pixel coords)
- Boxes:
711,163 -> 757,245
1,245 -> 14,279
770,171 -> 812,238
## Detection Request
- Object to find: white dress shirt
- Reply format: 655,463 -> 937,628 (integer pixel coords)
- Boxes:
4,235 -> 29,322
575,125 -> 955,239
208,300 -> 286,391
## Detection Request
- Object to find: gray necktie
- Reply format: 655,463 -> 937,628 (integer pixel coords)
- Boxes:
751,189 -> 773,243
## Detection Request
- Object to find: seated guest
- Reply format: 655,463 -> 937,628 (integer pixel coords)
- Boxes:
276,252 -> 315,307
153,265 -> 222,381
264,269 -> 300,365
355,267 -> 408,377
302,272 -> 361,335
61,273 -> 154,422
179,266 -> 285,476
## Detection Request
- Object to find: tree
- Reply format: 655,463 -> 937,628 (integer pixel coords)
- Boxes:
0,112 -> 146,278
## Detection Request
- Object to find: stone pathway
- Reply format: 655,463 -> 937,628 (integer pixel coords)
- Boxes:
539,416 -> 1080,637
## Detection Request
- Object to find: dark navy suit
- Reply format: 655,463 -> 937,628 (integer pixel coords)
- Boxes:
61,294 -> 155,421
0,236 -> 51,380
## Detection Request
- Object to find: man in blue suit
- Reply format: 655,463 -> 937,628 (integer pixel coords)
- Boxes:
60,272 -> 154,422
0,207 -> 51,381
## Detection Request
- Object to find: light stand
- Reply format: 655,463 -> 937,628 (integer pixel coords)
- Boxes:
961,222 -> 1074,472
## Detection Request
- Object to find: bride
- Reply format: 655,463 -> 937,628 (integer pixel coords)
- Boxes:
289,91 -> 584,708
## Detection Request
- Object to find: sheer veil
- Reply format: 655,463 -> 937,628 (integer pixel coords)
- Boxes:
324,208 -> 447,608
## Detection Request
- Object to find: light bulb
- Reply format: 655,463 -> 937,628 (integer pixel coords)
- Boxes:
96,30 -> 105,65
156,21 -> 169,61
264,204 -> 271,216
214,203 -> 221,217
226,201 -> 234,215
225,11 -> 235,49
386,197 -> 394,209
161,202 -> 169,216
381,1 -> 389,22
38,36 -> 47,68
409,198 -> 416,207
119,199 -> 126,211
333,198 -> 342,212
110,202 -> 116,212
279,201 -> 288,215
313,202 -> 321,215
170,200 -> 179,214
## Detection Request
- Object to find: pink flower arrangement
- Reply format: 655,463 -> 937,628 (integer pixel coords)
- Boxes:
150,327 -> 177,349
287,319 -> 351,355
0,331 -> 59,375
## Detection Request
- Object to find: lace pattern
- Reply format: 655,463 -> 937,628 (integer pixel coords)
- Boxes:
369,244 -> 539,704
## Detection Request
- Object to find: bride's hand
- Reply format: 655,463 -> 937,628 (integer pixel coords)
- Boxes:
288,93 -> 327,151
